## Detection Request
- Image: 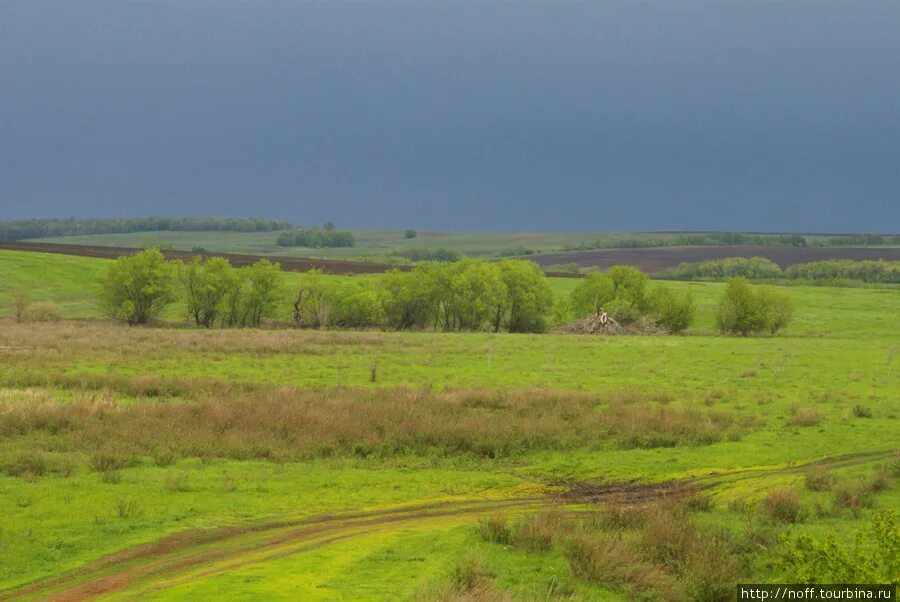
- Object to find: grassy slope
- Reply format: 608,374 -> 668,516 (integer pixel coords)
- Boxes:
0,249 -> 898,599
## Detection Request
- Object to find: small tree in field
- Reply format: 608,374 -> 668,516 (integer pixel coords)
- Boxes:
181,256 -> 239,328
716,277 -> 793,336
11,288 -> 30,323
241,259 -> 283,327
404,229 -> 417,239
649,286 -> 694,333
100,248 -> 176,325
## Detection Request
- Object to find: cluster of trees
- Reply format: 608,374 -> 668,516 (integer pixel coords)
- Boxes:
100,248 -> 283,326
0,217 -> 293,241
716,277 -> 793,335
97,249 -> 794,337
670,257 -> 900,283
293,259 -> 554,332
670,257 -> 784,280
276,225 -> 355,248
785,260 -> 900,283
819,234 -> 899,246
569,266 -> 695,332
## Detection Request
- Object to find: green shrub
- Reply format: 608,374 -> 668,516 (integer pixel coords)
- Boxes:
716,278 -> 793,335
649,286 -> 695,333
780,510 -> 899,583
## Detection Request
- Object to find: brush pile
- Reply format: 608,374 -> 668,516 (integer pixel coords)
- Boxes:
558,311 -> 668,335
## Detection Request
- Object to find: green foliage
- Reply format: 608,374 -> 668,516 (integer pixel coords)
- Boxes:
497,246 -> 536,257
0,216 -> 293,242
99,248 -> 177,325
563,232 -> 813,252
240,259 -> 283,327
180,256 -> 240,328
715,278 -> 793,336
779,510 -> 899,584
377,268 -> 434,330
570,265 -> 650,324
671,257 -> 784,280
496,260 -> 554,333
542,262 -> 580,275
289,259 -> 555,333
332,284 -> 385,329
403,229 -> 417,239
291,269 -> 336,328
276,227 -> 355,248
785,259 -> 900,283
444,259 -> 508,331
649,286 -> 695,333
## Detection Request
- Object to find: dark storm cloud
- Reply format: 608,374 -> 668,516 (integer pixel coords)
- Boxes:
1,2 -> 898,232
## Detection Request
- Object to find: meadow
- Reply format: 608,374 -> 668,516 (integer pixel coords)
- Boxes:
0,249 -> 897,600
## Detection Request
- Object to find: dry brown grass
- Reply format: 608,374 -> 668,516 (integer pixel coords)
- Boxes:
760,489 -> 805,524
0,384 -> 754,469
469,500 -> 747,602
788,407 -> 825,427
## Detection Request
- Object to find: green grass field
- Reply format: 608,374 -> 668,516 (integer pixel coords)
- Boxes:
0,249 -> 897,600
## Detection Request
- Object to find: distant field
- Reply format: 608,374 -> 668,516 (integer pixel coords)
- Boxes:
23,229 -> 622,259
26,229 -> 898,262
0,248 -> 898,599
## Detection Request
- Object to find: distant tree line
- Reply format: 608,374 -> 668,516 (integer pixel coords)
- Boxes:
785,260 -> 900,283
0,217 -> 294,242
393,248 -> 460,262
670,257 -> 900,283
562,232 -> 900,252
276,226 -> 355,248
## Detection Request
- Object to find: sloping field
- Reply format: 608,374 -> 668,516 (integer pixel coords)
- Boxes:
532,245 -> 900,274
0,241 -> 402,275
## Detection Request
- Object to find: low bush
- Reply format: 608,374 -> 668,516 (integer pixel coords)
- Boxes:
24,301 -> 63,322
716,278 -> 793,336
2,451 -> 48,477
833,481 -> 875,516
788,408 -> 824,427
780,510 -> 898,583
761,489 -> 805,523
805,467 -> 836,492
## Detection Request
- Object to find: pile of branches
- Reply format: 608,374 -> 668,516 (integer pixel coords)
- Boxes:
557,311 -> 668,336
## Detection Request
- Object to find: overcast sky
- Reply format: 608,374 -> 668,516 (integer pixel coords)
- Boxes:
2,2 -> 899,232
